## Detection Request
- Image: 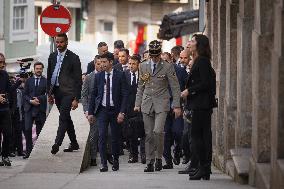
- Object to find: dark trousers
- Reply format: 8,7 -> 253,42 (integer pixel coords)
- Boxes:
14,108 -> 24,154
182,120 -> 191,159
191,109 -> 212,167
97,107 -> 120,166
129,137 -> 145,157
127,115 -> 145,157
163,112 -> 184,162
24,112 -> 46,155
54,88 -> 78,146
0,110 -> 12,157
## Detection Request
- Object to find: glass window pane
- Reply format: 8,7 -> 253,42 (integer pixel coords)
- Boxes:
20,18 -> 24,29
20,7 -> 24,17
16,19 -> 19,30
16,7 -> 19,17
23,0 -> 27,3
104,22 -> 113,32
13,19 -> 16,30
14,0 -> 18,4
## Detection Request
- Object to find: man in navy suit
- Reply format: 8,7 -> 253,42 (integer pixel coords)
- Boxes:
162,54 -> 188,169
125,54 -> 146,164
23,62 -> 47,159
113,48 -> 129,72
88,52 -> 128,172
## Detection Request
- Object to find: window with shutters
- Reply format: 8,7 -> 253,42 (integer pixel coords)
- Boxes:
13,0 -> 28,31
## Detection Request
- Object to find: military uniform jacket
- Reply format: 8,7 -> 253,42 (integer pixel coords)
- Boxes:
135,60 -> 181,114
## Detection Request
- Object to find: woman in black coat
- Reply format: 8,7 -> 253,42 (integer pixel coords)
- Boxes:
181,34 -> 215,180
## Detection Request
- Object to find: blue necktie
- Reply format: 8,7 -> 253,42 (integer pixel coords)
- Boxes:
51,53 -> 63,86
106,73 -> 110,109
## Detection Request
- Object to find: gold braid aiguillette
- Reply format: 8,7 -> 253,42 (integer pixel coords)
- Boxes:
140,72 -> 151,86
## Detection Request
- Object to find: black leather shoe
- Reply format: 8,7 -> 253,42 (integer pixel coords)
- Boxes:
100,166 -> 108,172
112,159 -> 119,171
107,154 -> 113,165
155,159 -> 162,171
188,168 -> 198,176
0,161 -> 4,166
23,154 -> 30,159
51,144 -> 59,154
141,154 -> 146,164
9,152 -> 16,157
90,159 -> 97,166
63,143 -> 79,152
128,155 -> 138,163
17,152 -> 25,156
162,162 -> 173,169
173,154 -> 180,165
182,156 -> 190,164
144,163 -> 154,172
2,157 -> 11,166
189,166 -> 211,180
178,165 -> 197,174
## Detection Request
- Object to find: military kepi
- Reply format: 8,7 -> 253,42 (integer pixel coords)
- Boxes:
149,40 -> 162,56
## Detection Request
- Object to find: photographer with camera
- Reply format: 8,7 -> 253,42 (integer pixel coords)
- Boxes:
0,53 -> 23,166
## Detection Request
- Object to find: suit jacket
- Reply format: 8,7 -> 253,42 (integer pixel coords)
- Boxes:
135,60 -> 181,114
88,69 -> 128,115
81,71 -> 96,113
23,76 -> 47,113
47,49 -> 82,100
174,64 -> 188,92
113,63 -> 129,72
23,76 -> 47,130
186,56 -> 212,110
86,60 -> 95,74
125,70 -> 140,118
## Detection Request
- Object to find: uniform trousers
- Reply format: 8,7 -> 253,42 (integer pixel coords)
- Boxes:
142,110 -> 168,164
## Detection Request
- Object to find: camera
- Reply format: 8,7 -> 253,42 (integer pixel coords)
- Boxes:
17,58 -> 34,78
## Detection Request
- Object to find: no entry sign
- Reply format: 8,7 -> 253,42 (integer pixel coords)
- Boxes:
40,5 -> 72,37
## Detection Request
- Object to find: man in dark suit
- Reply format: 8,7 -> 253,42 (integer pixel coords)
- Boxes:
113,40 -> 124,65
23,62 -> 47,159
113,48 -> 129,72
125,54 -> 146,164
47,33 -> 82,155
162,57 -> 188,169
88,52 -> 128,172
86,42 -> 108,74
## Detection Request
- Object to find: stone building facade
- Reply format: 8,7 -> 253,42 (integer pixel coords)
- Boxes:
204,0 -> 284,188
82,0 -> 192,52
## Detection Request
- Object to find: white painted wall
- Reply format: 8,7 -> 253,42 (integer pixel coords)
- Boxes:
94,0 -> 118,50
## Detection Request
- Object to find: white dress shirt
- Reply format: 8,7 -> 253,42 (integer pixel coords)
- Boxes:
54,49 -> 67,86
102,70 -> 114,107
34,76 -> 41,86
130,71 -> 138,85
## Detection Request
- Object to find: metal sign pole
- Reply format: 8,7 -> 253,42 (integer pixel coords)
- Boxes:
49,0 -> 61,54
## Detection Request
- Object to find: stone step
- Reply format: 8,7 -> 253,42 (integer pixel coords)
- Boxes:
226,159 -> 235,179
23,104 -> 90,174
230,148 -> 251,184
255,163 -> 270,189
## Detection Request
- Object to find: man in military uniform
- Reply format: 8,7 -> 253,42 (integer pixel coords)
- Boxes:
134,40 -> 182,172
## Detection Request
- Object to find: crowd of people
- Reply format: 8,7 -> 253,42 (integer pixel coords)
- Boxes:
0,33 -> 216,181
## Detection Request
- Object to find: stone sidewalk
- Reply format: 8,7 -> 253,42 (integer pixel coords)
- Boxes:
0,155 -> 255,189
0,104 -> 255,189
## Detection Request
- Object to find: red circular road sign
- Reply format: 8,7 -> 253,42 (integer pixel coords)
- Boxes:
40,5 -> 72,37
